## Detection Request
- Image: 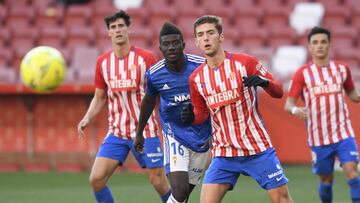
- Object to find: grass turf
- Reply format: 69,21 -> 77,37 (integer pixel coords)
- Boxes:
0,165 -> 350,203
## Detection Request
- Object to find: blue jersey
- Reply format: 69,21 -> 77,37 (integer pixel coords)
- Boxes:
146,54 -> 212,152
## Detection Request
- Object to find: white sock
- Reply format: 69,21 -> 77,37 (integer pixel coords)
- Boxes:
166,194 -> 187,203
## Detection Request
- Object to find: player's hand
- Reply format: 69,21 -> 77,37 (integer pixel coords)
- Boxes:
243,75 -> 269,87
292,107 -> 307,120
77,117 -> 90,140
134,133 -> 145,153
181,103 -> 194,125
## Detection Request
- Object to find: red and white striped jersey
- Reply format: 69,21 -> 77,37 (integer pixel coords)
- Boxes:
288,60 -> 356,147
94,46 -> 159,140
189,51 -> 283,157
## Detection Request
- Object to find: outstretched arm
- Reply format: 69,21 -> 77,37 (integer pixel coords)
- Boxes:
346,89 -> 360,103
77,88 -> 107,139
135,94 -> 157,153
284,96 -> 307,120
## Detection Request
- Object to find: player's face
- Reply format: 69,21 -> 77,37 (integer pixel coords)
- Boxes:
195,23 -> 224,57
308,33 -> 330,60
107,18 -> 130,45
159,34 -> 185,62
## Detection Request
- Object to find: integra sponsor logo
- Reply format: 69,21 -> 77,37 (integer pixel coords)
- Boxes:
109,79 -> 137,90
205,88 -> 241,108
312,84 -> 341,95
174,94 -> 190,102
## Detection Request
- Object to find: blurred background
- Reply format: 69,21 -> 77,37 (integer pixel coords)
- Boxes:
0,0 -> 359,176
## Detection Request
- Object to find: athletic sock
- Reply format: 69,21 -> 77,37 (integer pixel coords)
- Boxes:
319,182 -> 332,203
161,189 -> 172,203
94,185 -> 114,203
348,177 -> 360,203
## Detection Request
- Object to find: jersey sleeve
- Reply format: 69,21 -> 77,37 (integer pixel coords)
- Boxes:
189,74 -> 209,125
144,52 -> 157,70
145,70 -> 158,97
94,56 -> 107,89
246,55 -> 283,97
288,68 -> 305,99
343,65 -> 355,91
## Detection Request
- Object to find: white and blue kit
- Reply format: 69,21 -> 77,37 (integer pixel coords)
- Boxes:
146,54 -> 212,184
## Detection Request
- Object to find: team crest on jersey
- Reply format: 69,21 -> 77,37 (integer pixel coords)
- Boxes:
228,71 -> 236,81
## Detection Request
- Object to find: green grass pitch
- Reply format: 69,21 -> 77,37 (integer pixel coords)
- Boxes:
0,166 -> 350,203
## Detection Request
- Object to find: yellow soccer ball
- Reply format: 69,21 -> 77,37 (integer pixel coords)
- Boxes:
20,46 -> 66,93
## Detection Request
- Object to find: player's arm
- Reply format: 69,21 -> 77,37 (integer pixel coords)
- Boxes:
181,76 -> 209,125
242,58 -> 283,98
135,93 -> 157,153
284,70 -> 307,120
135,70 -> 158,153
77,88 -> 107,139
343,66 -> 360,103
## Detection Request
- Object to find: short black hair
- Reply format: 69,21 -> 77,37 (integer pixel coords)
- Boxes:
193,15 -> 222,36
307,26 -> 331,42
159,22 -> 184,42
104,10 -> 131,29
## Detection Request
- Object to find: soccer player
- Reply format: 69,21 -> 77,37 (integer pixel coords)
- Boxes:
181,15 -> 293,203
134,22 -> 212,203
285,26 -> 360,203
77,10 -> 170,203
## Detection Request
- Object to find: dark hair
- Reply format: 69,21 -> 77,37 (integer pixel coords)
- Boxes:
193,15 -> 222,36
104,10 -> 131,29
159,22 -> 184,42
307,26 -> 331,42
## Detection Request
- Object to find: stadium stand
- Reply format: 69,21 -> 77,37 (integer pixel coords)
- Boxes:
1,0 -> 360,172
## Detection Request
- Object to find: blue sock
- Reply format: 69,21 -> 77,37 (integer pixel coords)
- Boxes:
319,182 -> 332,203
94,185 -> 114,203
161,189 -> 171,203
348,177 -> 360,203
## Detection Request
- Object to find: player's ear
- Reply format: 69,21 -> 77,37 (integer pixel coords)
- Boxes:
219,33 -> 224,42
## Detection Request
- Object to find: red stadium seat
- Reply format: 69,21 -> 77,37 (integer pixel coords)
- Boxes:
0,65 -> 17,83
71,47 -> 99,83
233,6 -> 263,29
10,26 -> 38,49
3,0 -> 30,8
238,27 -> 268,48
38,26 -> 66,49
0,28 -> 10,47
32,0 -> 57,8
66,27 -> 96,51
126,7 -> 149,26
200,0 -> 227,9
34,6 -> 64,28
313,0 -> 341,8
12,45 -> 34,70
63,5 -> 92,29
6,6 -> 34,28
205,6 -> 234,28
268,26 -> 296,48
228,0 -> 254,8
350,7 -> 360,30
328,26 -> 358,49
321,7 -> 350,28
176,7 -> 206,34
0,49 -> 13,67
344,0 -> 360,8
143,0 -> 171,9
130,26 -> 153,48
247,47 -> 274,69
335,48 -> 360,69
92,6 -> 118,30
263,7 -> 292,29
0,6 -> 7,26
171,0 -> 198,8
0,127 -> 28,152
257,0 -> 283,7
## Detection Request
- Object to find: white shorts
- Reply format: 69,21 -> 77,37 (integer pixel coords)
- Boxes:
164,134 -> 209,185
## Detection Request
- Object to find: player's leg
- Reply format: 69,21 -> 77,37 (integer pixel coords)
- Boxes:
90,134 -> 129,203
240,148 -> 292,203
337,137 -> 360,203
311,145 -> 335,203
131,136 -> 171,203
200,157 -> 240,203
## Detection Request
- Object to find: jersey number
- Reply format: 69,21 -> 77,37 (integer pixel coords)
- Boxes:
171,142 -> 184,156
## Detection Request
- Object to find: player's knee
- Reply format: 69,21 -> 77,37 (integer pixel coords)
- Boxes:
89,173 -> 106,191
172,187 -> 189,202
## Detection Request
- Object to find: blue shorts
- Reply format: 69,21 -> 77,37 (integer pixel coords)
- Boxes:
203,148 -> 288,190
97,134 -> 164,168
311,137 -> 359,175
